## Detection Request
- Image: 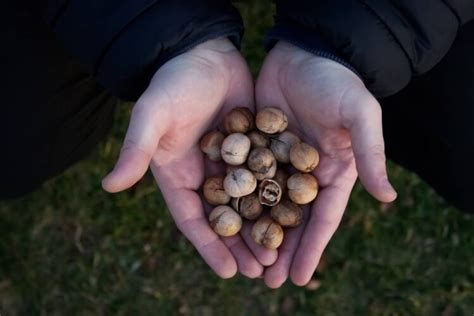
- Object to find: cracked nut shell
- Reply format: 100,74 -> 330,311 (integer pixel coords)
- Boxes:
224,107 -> 255,134
209,206 -> 242,237
203,176 -> 231,206
251,217 -> 284,249
221,133 -> 251,165
270,131 -> 300,163
200,131 -> 225,161
231,193 -> 262,220
258,179 -> 282,206
290,142 -> 320,172
247,147 -> 277,180
287,173 -> 318,204
224,168 -> 257,198
256,107 -> 288,134
271,199 -> 303,227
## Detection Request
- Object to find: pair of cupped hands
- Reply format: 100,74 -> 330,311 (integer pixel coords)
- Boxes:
101,37 -> 397,288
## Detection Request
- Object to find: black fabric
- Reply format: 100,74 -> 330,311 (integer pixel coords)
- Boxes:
43,0 -> 244,101
268,0 -> 474,97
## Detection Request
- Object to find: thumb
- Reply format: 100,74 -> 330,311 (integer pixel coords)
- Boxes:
343,94 -> 397,203
102,102 -> 168,193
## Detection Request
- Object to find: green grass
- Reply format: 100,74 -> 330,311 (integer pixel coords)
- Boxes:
1,1 -> 473,315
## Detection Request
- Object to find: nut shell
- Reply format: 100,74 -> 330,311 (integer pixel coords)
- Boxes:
209,206 -> 242,237
224,107 -> 255,134
256,107 -> 288,134
251,217 -> 284,250
290,143 -> 320,172
271,200 -> 303,227
258,179 -> 282,206
199,131 -> 225,161
221,133 -> 251,165
247,131 -> 270,148
247,147 -> 277,180
224,168 -> 257,198
287,173 -> 318,204
270,131 -> 300,163
203,176 -> 231,206
272,169 -> 289,193
231,193 -> 262,220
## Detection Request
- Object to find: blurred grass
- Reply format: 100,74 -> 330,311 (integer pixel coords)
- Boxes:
1,1 -> 473,315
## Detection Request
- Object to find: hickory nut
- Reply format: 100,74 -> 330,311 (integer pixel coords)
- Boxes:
224,168 -> 257,198
287,173 -> 318,204
247,130 -> 270,148
199,131 -> 225,161
270,131 -> 300,163
290,142 -> 320,172
231,193 -> 262,220
258,179 -> 282,207
256,107 -> 288,134
251,217 -> 284,250
247,147 -> 277,180
271,199 -> 303,227
221,133 -> 251,165
224,107 -> 255,134
272,169 -> 289,193
209,206 -> 242,237
203,176 -> 231,206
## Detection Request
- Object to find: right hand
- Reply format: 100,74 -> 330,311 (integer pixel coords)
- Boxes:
102,38 -> 277,279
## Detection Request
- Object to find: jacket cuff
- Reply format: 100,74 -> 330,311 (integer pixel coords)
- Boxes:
266,22 -> 360,78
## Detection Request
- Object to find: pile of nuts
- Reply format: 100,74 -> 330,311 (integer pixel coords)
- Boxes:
200,107 -> 319,249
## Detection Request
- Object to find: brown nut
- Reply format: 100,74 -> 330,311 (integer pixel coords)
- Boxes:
203,176 -> 231,206
251,217 -> 284,249
271,200 -> 303,227
247,130 -> 270,148
258,179 -> 282,206
272,169 -> 289,193
270,131 -> 301,163
209,206 -> 242,237
231,193 -> 263,220
199,131 -> 225,161
256,107 -> 288,134
290,143 -> 320,172
224,107 -> 254,134
221,133 -> 251,165
224,168 -> 257,198
287,173 -> 318,204
247,147 -> 277,180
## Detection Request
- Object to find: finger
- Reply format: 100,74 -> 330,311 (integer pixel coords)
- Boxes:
346,99 -> 397,202
263,221 -> 306,288
102,103 -> 169,193
222,234 -> 264,279
240,221 -> 278,266
290,184 -> 352,286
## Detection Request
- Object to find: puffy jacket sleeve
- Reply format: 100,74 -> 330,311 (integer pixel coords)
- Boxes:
42,0 -> 244,100
266,0 -> 474,97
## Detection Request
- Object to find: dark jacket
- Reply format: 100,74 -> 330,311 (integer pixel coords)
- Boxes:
267,0 -> 474,97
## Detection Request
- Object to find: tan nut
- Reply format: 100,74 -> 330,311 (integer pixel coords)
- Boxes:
209,206 -> 242,237
221,133 -> 251,165
258,179 -> 282,207
256,107 -> 288,134
287,173 -> 318,204
199,131 -> 225,161
247,147 -> 277,180
224,168 -> 257,198
271,199 -> 303,227
247,130 -> 270,148
290,142 -> 320,173
251,217 -> 284,249
270,131 -> 300,163
272,169 -> 289,193
224,107 -> 254,134
203,176 -> 231,206
231,193 -> 262,220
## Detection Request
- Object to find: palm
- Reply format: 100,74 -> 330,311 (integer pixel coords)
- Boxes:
256,42 -> 396,287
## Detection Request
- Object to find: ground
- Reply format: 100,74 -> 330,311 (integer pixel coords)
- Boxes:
1,1 -> 473,315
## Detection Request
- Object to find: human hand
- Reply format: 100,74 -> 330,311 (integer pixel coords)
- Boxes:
102,38 -> 277,279
256,41 -> 397,287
